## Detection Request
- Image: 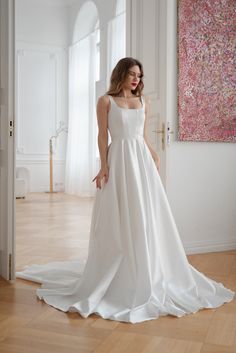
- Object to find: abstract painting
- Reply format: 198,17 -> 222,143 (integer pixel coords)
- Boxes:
177,0 -> 236,142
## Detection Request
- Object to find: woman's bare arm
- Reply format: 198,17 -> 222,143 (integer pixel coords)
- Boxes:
96,95 -> 109,168
92,95 -> 110,189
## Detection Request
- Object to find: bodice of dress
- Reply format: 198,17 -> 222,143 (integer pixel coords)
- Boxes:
107,95 -> 145,141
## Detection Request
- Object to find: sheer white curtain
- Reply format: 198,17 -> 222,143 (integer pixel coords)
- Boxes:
65,32 -> 97,197
107,11 -> 126,87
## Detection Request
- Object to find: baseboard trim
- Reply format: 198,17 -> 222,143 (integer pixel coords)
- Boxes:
184,238 -> 236,255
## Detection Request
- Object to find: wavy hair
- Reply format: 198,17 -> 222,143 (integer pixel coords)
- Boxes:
106,57 -> 144,97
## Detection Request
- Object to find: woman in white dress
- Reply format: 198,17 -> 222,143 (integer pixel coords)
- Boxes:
16,57 -> 235,324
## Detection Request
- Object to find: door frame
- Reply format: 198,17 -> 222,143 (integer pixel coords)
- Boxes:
0,0 -> 15,281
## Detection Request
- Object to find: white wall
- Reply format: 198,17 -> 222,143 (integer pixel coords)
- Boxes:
16,0 -> 69,46
15,0 -> 69,192
167,141 -> 236,254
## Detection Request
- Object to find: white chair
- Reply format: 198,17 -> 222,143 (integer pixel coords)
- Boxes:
16,167 -> 29,199
15,178 -> 26,198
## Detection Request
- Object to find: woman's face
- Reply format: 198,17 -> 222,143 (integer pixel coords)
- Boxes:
122,65 -> 142,91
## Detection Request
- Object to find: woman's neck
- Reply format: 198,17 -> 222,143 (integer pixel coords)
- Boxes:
119,89 -> 134,98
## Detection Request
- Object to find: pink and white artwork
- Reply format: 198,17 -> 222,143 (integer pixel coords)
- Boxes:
177,0 -> 236,142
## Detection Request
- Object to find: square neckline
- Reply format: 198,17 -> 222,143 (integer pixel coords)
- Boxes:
109,95 -> 144,111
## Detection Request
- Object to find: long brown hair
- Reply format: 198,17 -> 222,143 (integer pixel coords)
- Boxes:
106,57 -> 144,97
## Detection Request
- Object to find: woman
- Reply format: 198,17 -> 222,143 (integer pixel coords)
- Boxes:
16,57 -> 235,324
93,57 -> 160,189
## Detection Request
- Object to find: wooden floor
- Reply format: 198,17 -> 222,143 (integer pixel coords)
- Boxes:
0,192 -> 236,353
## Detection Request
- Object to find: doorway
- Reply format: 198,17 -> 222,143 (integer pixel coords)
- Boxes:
14,0 -> 99,274
14,0 -> 127,275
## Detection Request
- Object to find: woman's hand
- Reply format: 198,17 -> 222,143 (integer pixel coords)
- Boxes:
92,165 -> 109,189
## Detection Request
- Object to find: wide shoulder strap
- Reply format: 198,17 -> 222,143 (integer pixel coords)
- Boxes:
141,95 -> 145,109
107,94 -> 114,104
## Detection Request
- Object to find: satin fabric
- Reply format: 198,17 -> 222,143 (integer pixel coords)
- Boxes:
16,95 -> 235,323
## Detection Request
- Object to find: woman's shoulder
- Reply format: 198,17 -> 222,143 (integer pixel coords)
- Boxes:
98,94 -> 112,102
97,95 -> 111,105
97,95 -> 111,113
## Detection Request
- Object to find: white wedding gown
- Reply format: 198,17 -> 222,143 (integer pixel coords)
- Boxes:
16,95 -> 235,323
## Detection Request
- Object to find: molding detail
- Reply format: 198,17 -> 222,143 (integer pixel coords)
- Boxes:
184,238 -> 236,255
15,45 -> 61,156
16,159 -> 65,165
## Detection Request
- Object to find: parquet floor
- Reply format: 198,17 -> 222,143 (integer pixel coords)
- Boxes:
0,192 -> 236,353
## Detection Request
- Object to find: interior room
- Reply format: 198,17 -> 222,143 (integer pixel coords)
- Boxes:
0,0 -> 236,351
